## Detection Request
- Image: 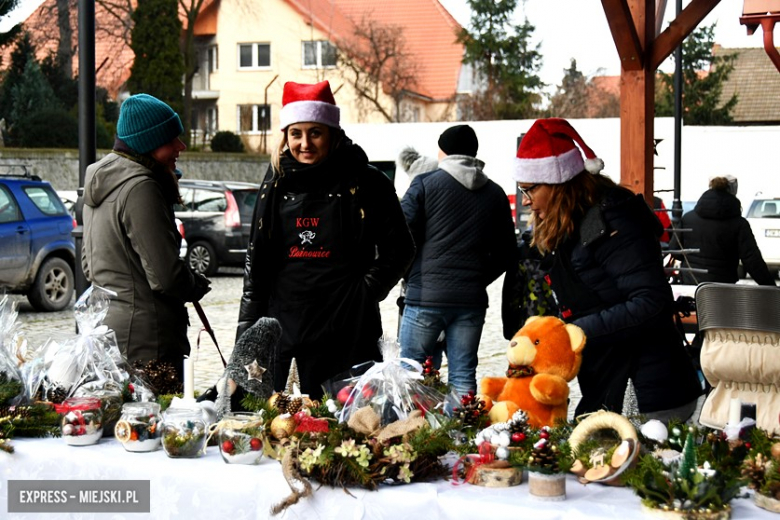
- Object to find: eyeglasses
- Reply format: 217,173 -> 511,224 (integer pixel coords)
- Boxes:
518,184 -> 541,201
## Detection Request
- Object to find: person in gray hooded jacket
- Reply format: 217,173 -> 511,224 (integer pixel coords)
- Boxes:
399,125 -> 516,395
81,94 -> 211,381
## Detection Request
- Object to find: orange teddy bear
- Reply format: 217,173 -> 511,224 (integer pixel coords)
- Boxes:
479,315 -> 586,428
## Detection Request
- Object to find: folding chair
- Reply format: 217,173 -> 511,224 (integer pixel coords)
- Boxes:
696,282 -> 780,434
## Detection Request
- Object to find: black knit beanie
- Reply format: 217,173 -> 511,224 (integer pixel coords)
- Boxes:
438,124 -> 478,157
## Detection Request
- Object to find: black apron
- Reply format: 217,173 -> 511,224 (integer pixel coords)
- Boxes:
268,183 -> 381,398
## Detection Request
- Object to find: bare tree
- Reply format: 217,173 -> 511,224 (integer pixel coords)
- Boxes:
179,0 -> 207,147
22,0 -> 134,95
55,0 -> 72,78
546,60 -> 619,119
336,16 -> 420,123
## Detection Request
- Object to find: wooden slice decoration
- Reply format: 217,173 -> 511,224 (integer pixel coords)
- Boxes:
755,493 -> 780,514
468,460 -> 523,487
569,410 -> 640,485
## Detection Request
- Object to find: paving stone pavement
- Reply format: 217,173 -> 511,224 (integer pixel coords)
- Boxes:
10,268 -> 717,422
8,269 -> 513,395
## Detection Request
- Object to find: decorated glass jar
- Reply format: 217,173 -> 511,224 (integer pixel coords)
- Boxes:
60,396 -> 103,446
114,402 -> 162,452
217,412 -> 265,465
161,407 -> 207,458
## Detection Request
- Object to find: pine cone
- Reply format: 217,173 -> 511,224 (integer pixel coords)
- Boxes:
45,386 -> 68,404
741,455 -> 768,489
453,391 -> 486,427
286,397 -> 303,415
132,360 -> 181,396
508,410 -> 529,432
530,443 -> 560,473
273,393 -> 292,414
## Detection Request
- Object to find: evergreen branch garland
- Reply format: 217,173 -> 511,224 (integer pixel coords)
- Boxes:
0,404 -> 61,445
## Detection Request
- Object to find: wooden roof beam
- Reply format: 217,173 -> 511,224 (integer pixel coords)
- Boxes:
602,0 -> 644,70
652,0 -> 721,69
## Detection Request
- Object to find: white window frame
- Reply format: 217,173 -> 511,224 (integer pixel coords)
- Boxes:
237,43 -> 271,70
208,45 -> 218,73
302,40 -> 337,69
236,104 -> 271,134
206,107 -> 218,134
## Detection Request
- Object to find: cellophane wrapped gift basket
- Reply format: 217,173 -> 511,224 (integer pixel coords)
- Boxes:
0,295 -> 25,407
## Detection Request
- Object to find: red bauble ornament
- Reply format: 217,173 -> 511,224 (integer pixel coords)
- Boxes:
221,440 -> 235,454
512,432 -> 526,442
250,438 -> 263,451
745,442 -> 752,449
337,385 -> 354,405
540,430 -> 550,440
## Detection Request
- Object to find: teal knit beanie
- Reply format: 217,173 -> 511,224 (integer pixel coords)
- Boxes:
117,94 -> 183,154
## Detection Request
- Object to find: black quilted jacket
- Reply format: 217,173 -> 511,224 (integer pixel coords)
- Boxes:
400,156 -> 516,309
548,182 -> 701,414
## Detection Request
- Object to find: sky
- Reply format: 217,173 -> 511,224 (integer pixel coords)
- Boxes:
439,0 -> 767,93
0,0 -> 768,90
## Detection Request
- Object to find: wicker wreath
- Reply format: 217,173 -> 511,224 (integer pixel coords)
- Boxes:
569,410 -> 640,484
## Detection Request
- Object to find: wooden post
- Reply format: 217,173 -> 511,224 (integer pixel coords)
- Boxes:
620,1 -> 655,202
602,0 -> 722,203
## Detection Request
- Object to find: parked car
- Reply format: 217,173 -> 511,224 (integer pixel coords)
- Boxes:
174,218 -> 188,259
58,190 -> 78,221
174,179 -> 259,275
745,194 -> 780,278
0,167 -> 76,311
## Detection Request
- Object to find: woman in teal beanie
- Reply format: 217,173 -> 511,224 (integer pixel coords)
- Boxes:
82,93 -> 212,382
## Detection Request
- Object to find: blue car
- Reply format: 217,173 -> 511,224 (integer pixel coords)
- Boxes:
0,167 -> 75,311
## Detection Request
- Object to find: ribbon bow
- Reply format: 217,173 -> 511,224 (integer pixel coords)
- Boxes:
451,442 -> 496,485
506,364 -> 535,378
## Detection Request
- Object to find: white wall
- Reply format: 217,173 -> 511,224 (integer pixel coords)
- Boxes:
342,118 -> 779,210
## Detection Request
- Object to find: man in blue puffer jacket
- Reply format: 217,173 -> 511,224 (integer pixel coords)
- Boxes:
399,125 -> 517,396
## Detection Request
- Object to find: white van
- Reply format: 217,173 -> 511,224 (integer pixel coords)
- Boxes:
745,194 -> 780,277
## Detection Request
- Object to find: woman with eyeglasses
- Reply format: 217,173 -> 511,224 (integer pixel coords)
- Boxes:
513,118 -> 701,423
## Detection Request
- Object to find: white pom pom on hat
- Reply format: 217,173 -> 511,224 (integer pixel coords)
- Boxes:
513,117 -> 604,184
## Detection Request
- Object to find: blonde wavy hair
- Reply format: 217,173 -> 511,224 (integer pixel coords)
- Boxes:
530,172 -> 617,254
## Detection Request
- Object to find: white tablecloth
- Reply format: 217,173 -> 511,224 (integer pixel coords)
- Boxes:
0,437 -> 774,520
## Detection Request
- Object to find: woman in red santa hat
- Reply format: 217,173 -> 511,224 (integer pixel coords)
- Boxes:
514,118 -> 701,423
235,80 -> 415,399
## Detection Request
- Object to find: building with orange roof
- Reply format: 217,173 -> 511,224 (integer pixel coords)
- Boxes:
5,0 -> 466,151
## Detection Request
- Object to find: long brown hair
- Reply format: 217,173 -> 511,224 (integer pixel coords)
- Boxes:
531,171 -> 616,253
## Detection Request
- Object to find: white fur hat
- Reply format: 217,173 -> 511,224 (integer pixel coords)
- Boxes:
397,147 -> 438,179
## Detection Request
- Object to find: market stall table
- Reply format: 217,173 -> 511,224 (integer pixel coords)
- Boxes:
1,437 -> 775,520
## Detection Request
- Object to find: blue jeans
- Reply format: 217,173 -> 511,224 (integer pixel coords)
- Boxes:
399,304 -> 487,396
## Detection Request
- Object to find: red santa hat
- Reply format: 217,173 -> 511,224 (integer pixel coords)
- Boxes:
513,118 -> 604,184
279,80 -> 340,130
